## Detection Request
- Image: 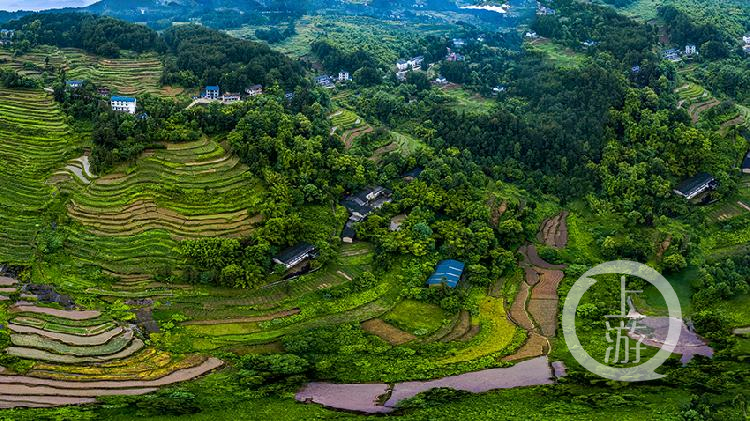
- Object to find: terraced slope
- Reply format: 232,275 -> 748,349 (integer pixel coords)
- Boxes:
61,49 -> 171,96
0,293 -> 222,409
0,88 -> 78,263
59,138 -> 265,288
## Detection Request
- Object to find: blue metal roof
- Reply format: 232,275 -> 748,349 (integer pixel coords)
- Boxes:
206,86 -> 219,91
427,259 -> 465,288
111,96 -> 136,102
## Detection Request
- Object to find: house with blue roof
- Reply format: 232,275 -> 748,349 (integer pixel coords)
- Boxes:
66,80 -> 84,89
204,86 -> 220,100
427,259 -> 465,288
111,96 -> 137,114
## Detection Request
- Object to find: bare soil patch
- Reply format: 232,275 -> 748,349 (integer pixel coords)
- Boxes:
361,319 -> 416,345
527,299 -> 558,337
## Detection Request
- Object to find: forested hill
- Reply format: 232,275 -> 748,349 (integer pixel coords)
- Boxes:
5,13 -> 305,91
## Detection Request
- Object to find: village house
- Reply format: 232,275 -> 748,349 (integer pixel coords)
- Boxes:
537,4 -> 556,15
338,71 -> 351,82
0,29 -> 14,38
245,84 -> 263,96
674,172 -> 717,202
427,259 -> 465,288
493,85 -> 507,94
685,44 -> 698,56
396,59 -> 409,71
434,75 -> 448,85
741,151 -> 750,174
407,56 -> 424,70
452,38 -> 465,48
445,48 -> 465,62
525,31 -> 538,39
396,71 -> 407,82
97,87 -> 111,96
341,186 -> 392,242
273,243 -> 317,270
315,75 -> 335,89
221,92 -> 241,103
743,35 -> 750,45
110,96 -> 137,114
66,80 -> 84,89
204,86 -> 220,100
662,49 -> 681,62
582,39 -> 598,47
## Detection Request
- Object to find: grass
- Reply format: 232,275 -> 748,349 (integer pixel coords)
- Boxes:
636,266 -> 696,316
525,39 -> 586,68
440,87 -> 495,114
383,299 -> 448,336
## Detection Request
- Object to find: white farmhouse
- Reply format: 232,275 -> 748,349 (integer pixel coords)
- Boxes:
111,96 -> 137,114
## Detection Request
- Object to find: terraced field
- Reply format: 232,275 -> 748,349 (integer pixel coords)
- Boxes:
675,83 -> 721,124
0,88 -> 79,263
59,137 -> 265,289
330,109 -> 372,149
0,46 -> 179,96
61,49 -> 174,96
0,291 -> 222,409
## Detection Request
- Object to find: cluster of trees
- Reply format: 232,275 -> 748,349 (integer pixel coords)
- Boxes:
255,23 -> 296,44
692,253 -> 750,309
657,4 -> 747,60
161,24 -> 305,92
533,0 -> 658,67
0,68 -> 37,88
7,13 -> 163,58
695,59 -> 750,104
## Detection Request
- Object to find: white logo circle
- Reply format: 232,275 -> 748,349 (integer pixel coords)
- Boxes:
562,260 -> 682,382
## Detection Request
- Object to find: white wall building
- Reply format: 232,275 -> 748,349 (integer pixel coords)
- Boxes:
111,96 -> 137,114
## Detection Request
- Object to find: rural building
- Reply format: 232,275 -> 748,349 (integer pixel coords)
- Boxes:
446,50 -> 465,62
389,214 -> 407,231
341,186 -> 392,242
631,65 -> 642,74
341,221 -> 356,244
582,39 -> 598,47
343,186 -> 393,222
315,75 -> 335,89
245,84 -> 263,96
407,56 -> 424,69
396,59 -> 409,71
685,44 -> 698,56
110,96 -> 137,114
97,87 -> 111,96
662,49 -> 681,62
674,173 -> 717,201
66,80 -> 84,89
396,71 -> 407,82
338,71 -> 351,82
452,38 -> 465,47
493,85 -> 507,94
434,75 -> 448,84
741,151 -> 750,174
221,93 -> 241,103
427,259 -> 465,288
402,167 -> 423,181
744,45 -> 750,55
537,4 -> 556,15
743,35 -> 750,45
273,243 -> 317,270
204,86 -> 220,100
0,29 -> 14,38
525,31 -> 538,39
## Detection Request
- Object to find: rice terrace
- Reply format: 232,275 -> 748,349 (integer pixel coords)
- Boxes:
0,1 -> 747,420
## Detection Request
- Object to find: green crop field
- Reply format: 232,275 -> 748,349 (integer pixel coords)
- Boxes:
58,137 -> 266,283
0,88 -> 80,263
